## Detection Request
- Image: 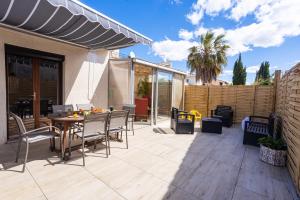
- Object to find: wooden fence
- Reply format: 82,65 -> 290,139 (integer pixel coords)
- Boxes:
184,85 -> 275,122
276,64 -> 300,192
184,68 -> 300,193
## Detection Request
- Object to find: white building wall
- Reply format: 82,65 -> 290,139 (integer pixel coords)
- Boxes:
0,27 -> 109,144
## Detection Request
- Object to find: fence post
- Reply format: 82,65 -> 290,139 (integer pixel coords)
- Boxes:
207,86 -> 210,117
252,85 -> 257,115
273,70 -> 281,112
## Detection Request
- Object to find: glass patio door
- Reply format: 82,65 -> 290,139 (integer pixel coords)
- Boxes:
6,54 -> 61,139
172,74 -> 184,110
155,71 -> 173,123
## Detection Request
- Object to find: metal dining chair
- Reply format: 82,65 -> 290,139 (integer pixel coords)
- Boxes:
69,112 -> 110,166
76,104 -> 94,111
122,104 -> 135,135
52,104 -> 81,138
10,112 -> 61,172
107,110 -> 129,154
52,104 -> 74,114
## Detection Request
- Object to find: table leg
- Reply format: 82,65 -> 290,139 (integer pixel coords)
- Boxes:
62,122 -> 69,160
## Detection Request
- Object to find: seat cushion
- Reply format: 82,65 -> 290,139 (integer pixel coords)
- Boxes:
246,122 -> 268,135
108,127 -> 126,133
202,117 -> 222,123
75,131 -> 106,141
177,119 -> 193,124
24,131 -> 58,143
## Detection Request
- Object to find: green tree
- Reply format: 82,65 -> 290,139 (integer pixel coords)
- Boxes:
232,53 -> 247,85
187,31 -> 230,83
255,61 -> 271,85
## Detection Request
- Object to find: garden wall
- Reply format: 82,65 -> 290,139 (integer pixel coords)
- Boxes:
276,63 -> 300,193
184,85 -> 275,122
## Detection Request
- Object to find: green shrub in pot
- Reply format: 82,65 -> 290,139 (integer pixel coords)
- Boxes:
258,136 -> 287,150
258,136 -> 287,166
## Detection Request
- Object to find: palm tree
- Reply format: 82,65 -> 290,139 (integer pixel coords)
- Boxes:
187,31 -> 230,83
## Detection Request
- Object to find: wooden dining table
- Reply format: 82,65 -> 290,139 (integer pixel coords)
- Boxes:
48,114 -> 84,160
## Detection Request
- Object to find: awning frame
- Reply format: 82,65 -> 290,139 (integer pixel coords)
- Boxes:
0,0 -> 152,50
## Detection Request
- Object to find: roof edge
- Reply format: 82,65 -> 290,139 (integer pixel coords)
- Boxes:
133,58 -> 186,76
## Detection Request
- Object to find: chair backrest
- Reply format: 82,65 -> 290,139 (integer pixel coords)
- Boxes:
135,98 -> 148,116
122,104 -> 135,115
109,110 -> 129,129
216,105 -> 232,112
10,112 -> 27,135
77,104 -> 94,111
171,107 -> 179,119
52,105 -> 74,114
83,112 -> 109,136
190,110 -> 201,117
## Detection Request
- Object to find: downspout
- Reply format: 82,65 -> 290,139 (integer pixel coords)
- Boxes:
129,58 -> 135,104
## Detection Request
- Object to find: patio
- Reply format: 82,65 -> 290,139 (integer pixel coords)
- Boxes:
0,121 -> 297,200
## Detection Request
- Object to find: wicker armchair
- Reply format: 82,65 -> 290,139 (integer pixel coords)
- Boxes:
211,105 -> 233,127
243,113 -> 275,146
171,107 -> 195,134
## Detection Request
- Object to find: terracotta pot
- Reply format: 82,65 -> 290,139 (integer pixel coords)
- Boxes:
259,144 -> 287,167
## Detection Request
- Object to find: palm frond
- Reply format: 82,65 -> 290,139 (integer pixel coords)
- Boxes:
186,31 -> 230,83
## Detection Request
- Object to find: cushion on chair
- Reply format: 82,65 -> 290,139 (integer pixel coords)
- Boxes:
24,131 -> 58,143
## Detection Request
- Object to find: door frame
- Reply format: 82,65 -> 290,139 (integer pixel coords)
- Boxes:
5,44 -> 64,139
153,70 -> 173,125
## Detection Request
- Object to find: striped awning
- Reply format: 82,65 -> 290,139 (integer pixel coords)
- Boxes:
0,0 -> 152,50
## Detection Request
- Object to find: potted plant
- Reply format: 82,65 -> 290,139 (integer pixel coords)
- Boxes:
258,136 -> 287,167
137,77 -> 150,98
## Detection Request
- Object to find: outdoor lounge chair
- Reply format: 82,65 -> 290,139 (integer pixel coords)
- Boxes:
122,104 -> 136,135
243,113 -> 275,146
11,112 -> 61,172
69,112 -> 110,166
211,105 -> 233,127
171,107 -> 195,134
189,109 -> 202,122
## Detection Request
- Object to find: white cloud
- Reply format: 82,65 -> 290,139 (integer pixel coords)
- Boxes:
230,0 -> 267,21
227,0 -> 300,55
194,27 -> 225,38
246,65 -> 279,74
153,0 -> 300,60
178,29 -> 194,40
219,70 -> 233,83
201,0 -> 232,15
186,8 -> 204,25
221,69 -> 233,76
246,65 -> 259,73
194,26 -> 208,37
152,38 -> 198,61
186,0 -> 233,25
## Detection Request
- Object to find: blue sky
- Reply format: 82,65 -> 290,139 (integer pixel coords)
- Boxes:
80,0 -> 300,84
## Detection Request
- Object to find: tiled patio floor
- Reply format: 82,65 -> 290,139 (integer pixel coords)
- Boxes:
0,121 -> 298,200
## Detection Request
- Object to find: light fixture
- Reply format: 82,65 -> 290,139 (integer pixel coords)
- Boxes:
129,51 -> 136,58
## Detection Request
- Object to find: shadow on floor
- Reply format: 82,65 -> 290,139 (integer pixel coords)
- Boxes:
161,124 -> 299,200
